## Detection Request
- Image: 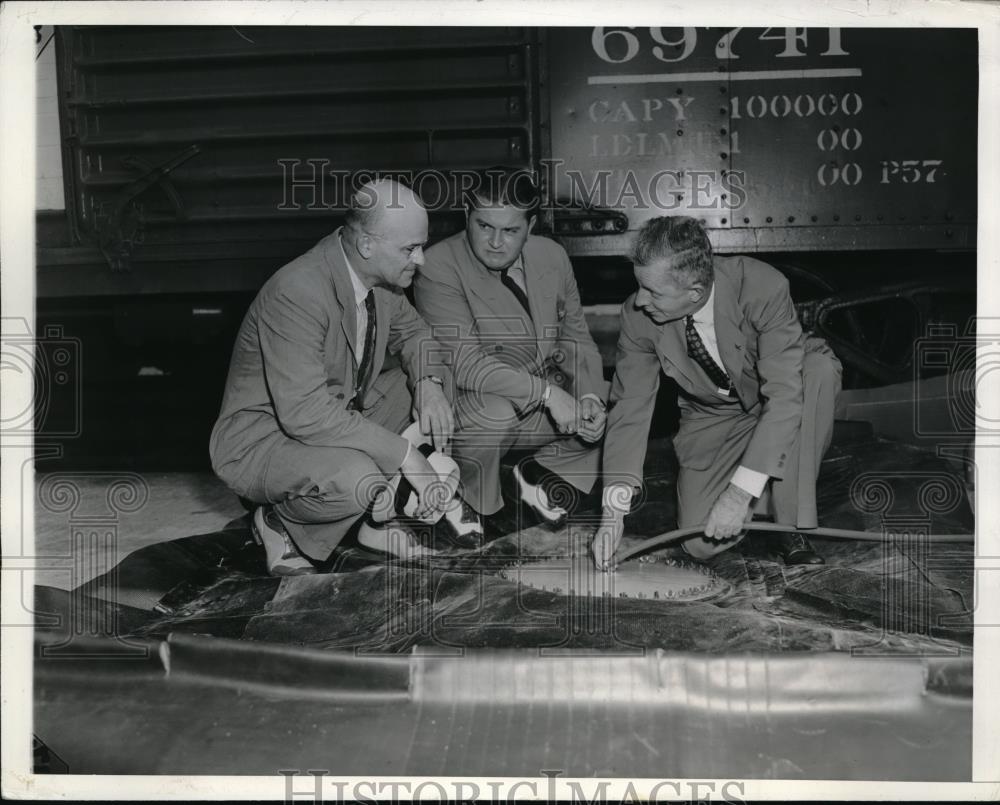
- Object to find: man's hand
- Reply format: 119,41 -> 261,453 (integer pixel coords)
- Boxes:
591,508 -> 626,572
545,385 -> 579,435
412,378 -> 454,452
703,483 -> 753,539
576,397 -> 607,443
399,446 -> 451,520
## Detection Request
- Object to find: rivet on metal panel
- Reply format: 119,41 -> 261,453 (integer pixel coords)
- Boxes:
677,129 -> 684,137
719,107 -> 726,115
677,88 -> 684,95
811,215 -> 818,222
788,216 -> 795,223
719,86 -> 727,94
855,215 -> 861,221
720,128 -> 727,136
743,217 -> 750,224
720,153 -> 728,160
509,138 -> 522,157
721,218 -> 727,225
766,216 -> 773,223
833,214 -> 840,222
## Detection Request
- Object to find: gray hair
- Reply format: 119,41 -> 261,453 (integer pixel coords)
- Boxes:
631,216 -> 714,287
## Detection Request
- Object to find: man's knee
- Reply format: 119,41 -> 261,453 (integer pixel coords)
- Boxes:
294,450 -> 385,515
457,392 -> 518,436
804,349 -> 842,391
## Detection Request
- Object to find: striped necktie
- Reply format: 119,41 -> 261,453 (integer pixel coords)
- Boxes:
685,315 -> 734,395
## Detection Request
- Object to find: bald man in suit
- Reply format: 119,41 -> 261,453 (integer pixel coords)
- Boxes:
211,180 -> 457,575
592,216 -> 842,569
414,170 -> 608,529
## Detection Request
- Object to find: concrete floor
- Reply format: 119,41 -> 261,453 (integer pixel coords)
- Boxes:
33,471 -> 244,590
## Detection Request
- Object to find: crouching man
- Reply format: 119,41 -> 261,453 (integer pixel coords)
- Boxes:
210,180 -> 458,575
414,169 -> 608,531
592,216 -> 842,570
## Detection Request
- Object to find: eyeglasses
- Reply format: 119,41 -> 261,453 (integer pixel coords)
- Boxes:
363,229 -> 425,257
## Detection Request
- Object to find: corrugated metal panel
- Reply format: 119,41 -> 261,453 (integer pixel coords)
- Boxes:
57,26 -> 539,269
546,27 -> 976,254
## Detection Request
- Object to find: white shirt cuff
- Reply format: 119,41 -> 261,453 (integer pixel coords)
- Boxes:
730,465 -> 769,498
579,393 -> 606,409
602,483 -> 634,514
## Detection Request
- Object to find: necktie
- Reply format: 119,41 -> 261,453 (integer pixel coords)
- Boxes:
685,315 -> 734,395
500,267 -> 532,317
354,290 -> 378,406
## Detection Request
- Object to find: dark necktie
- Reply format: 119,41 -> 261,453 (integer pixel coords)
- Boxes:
354,290 -> 378,403
685,315 -> 734,395
500,267 -> 532,317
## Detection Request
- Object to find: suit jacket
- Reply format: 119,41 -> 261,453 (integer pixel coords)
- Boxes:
604,255 -> 808,487
414,232 -> 607,412
210,229 -> 452,490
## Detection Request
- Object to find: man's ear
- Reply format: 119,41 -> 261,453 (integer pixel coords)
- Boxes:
688,282 -> 707,303
357,232 -> 375,260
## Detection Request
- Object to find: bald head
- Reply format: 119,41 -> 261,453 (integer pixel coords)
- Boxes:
346,179 -> 426,237
342,179 -> 429,290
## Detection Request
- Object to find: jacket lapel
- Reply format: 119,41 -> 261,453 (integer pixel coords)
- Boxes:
656,317 -> 701,391
711,263 -> 749,399
324,228 -> 360,366
521,243 -> 553,362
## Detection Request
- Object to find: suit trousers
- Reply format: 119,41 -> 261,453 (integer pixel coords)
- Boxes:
679,348 -> 842,559
451,390 -> 601,515
246,367 -> 413,561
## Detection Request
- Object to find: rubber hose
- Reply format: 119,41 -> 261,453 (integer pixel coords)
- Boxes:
614,521 -> 974,565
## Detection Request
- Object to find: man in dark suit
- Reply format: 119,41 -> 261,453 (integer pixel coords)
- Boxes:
592,216 -> 842,569
414,170 -> 608,529
211,180 -> 457,575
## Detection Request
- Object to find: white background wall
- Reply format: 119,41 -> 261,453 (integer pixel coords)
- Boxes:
36,25 -> 65,211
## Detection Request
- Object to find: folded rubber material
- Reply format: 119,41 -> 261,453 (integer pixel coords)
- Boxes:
61,437 -> 973,655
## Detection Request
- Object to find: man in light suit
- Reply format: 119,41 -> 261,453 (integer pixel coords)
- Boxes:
592,216 -> 842,569
211,180 -> 457,575
414,169 -> 608,528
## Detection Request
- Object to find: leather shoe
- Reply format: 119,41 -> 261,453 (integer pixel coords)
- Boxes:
769,531 -> 825,565
511,458 -> 570,528
440,496 -> 484,550
251,506 -> 318,576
